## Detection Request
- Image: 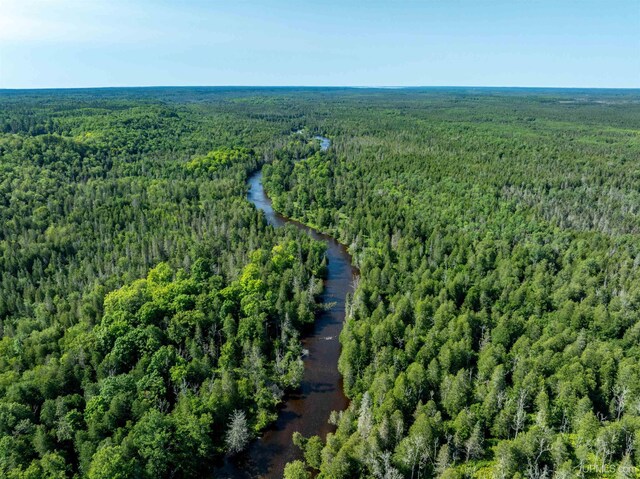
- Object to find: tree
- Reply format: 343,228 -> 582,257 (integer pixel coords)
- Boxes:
465,422 -> 484,461
371,451 -> 403,479
292,432 -> 323,470
130,409 -> 174,478
226,410 -> 250,454
435,444 -> 450,477
358,392 -> 373,438
87,445 -> 134,479
616,454 -> 635,479
283,460 -> 311,479
305,435 -> 324,469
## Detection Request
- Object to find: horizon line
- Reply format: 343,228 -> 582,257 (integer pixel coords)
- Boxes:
1,85 -> 639,92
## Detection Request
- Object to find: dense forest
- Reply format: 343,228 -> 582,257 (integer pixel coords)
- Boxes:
1,87 -> 640,478
264,89 -> 640,479
0,89 -> 327,478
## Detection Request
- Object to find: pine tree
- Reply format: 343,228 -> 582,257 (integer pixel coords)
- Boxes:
226,410 -> 250,454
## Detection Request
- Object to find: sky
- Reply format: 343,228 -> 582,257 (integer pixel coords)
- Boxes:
0,0 -> 638,89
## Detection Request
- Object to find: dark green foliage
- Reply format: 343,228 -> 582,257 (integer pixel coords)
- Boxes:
263,89 -> 640,477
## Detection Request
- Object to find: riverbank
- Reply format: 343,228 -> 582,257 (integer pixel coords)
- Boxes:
217,137 -> 354,479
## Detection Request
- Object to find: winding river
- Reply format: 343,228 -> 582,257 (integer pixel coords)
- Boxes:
216,136 -> 355,478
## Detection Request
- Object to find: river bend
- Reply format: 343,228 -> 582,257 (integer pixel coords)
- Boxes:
217,136 -> 354,478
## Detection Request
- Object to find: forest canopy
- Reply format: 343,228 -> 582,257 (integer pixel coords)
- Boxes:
0,89 -> 326,478
1,87 -> 640,478
263,88 -> 640,478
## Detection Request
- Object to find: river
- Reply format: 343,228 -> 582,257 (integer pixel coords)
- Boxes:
216,136 -> 355,478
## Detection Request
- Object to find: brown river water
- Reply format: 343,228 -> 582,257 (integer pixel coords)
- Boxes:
215,137 -> 355,478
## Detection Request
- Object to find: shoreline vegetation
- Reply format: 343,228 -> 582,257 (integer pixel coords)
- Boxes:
215,136 -> 355,479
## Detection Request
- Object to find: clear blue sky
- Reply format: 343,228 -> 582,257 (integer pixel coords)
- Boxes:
1,0 -> 638,89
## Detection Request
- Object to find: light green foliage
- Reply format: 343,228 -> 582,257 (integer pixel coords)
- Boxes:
185,147 -> 252,175
87,446 -> 134,479
293,432 -> 323,470
283,460 -> 311,479
0,90 -> 326,478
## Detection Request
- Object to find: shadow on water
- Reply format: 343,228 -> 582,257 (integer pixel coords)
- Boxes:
214,137 -> 356,478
